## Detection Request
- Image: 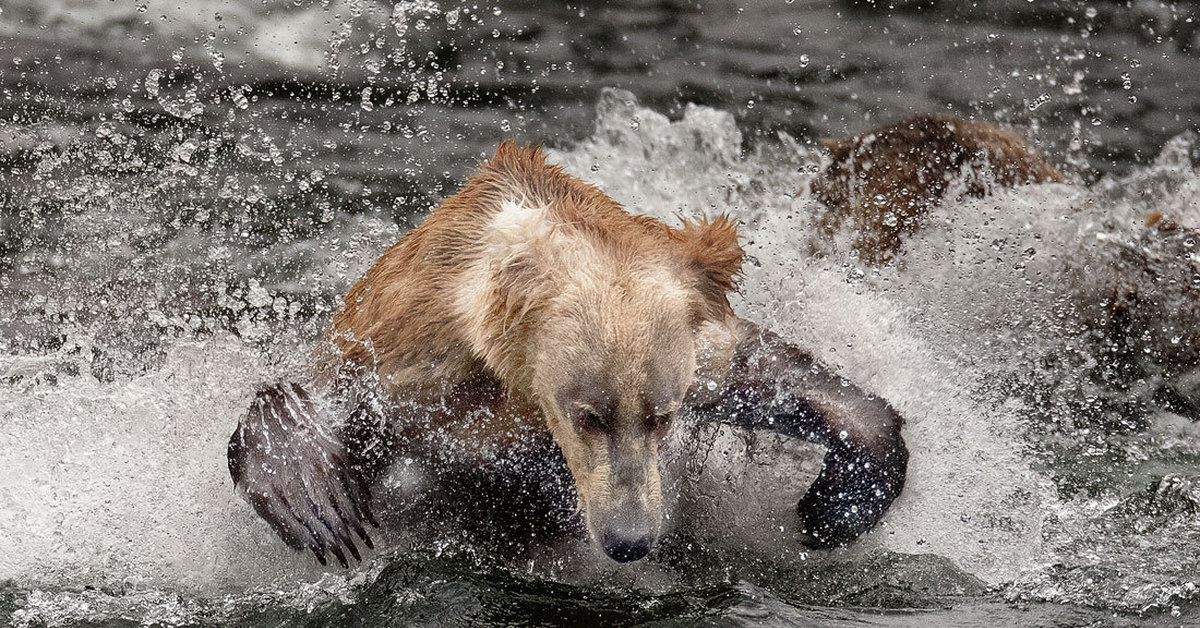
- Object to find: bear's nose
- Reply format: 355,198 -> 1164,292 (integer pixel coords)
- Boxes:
601,530 -> 655,563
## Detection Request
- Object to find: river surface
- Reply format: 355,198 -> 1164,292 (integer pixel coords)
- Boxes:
2,1 -> 1200,626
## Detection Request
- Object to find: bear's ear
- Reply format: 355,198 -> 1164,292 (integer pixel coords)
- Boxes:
675,216 -> 744,322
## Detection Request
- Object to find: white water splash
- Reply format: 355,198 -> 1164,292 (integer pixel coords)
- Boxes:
2,89 -> 1199,619
552,89 -> 1051,583
0,334 -> 323,593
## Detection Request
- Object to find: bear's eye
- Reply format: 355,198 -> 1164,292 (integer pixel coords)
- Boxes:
571,403 -> 608,434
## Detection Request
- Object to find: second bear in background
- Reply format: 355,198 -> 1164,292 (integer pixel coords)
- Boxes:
810,114 -> 1064,263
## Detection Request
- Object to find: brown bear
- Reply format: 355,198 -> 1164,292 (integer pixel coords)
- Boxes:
227,142 -> 908,566
810,114 -> 1065,263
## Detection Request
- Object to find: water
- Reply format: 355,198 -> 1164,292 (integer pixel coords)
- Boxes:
2,0 -> 1200,626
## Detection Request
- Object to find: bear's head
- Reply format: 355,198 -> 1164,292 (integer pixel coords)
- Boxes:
459,144 -> 743,562
526,217 -> 742,563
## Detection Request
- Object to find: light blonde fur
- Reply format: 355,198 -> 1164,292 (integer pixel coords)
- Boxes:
319,141 -> 744,540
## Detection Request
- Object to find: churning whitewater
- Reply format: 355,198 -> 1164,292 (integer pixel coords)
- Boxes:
3,88 -> 1200,625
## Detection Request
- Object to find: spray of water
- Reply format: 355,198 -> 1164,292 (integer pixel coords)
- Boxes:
3,86 -> 1200,624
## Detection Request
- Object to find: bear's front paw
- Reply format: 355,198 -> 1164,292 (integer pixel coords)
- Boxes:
228,382 -> 377,567
796,441 -> 907,548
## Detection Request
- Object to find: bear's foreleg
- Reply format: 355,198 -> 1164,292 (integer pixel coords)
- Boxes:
228,382 -> 378,566
690,324 -> 908,548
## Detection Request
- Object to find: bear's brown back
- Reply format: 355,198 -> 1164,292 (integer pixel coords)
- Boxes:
810,114 -> 1064,263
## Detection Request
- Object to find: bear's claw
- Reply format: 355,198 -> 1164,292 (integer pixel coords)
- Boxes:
228,382 -> 376,568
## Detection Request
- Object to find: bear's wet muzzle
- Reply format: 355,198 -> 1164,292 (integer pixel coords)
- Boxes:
589,442 -> 663,563
601,528 -> 655,563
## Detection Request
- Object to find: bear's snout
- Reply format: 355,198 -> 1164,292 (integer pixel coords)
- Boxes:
585,438 -> 664,563
592,488 -> 660,563
600,528 -> 655,563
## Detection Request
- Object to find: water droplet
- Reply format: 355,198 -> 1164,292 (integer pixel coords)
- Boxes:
145,69 -> 161,98
1084,6 -> 1097,18
1027,92 -> 1051,111
229,86 -> 249,110
799,54 -> 810,68
172,138 -> 200,163
360,87 -> 374,111
706,380 -> 718,391
629,118 -> 640,130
